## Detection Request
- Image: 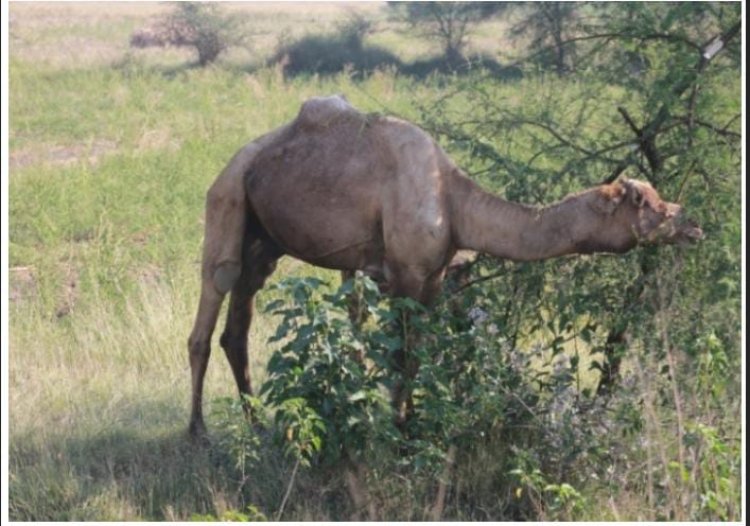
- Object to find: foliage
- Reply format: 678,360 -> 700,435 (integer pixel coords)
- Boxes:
509,1 -> 581,76
130,2 -> 245,66
405,3 -> 741,519
211,395 -> 265,480
388,2 -> 506,63
508,2 -> 741,82
261,275 -> 400,468
256,273 -> 603,519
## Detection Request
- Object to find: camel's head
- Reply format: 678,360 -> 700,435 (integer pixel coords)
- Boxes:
592,178 -> 703,249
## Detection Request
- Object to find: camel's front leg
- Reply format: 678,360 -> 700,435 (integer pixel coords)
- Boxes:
219,235 -> 281,418
386,265 -> 445,427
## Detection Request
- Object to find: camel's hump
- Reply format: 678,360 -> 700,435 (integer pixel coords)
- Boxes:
295,94 -> 360,128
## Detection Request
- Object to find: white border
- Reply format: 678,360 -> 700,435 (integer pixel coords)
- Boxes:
0,2 -> 746,525
2,0 -> 11,522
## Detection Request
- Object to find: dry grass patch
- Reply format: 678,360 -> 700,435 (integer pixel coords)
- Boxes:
10,139 -> 119,171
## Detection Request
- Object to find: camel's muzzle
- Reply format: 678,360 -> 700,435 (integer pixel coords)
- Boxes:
672,213 -> 704,244
678,220 -> 704,243
645,206 -> 703,245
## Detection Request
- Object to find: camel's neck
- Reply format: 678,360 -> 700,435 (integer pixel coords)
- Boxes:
448,174 -> 604,261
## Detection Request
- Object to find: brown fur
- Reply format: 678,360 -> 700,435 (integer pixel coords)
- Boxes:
187,95 -> 702,437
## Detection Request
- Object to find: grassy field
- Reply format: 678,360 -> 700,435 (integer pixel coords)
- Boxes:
6,2 -> 742,521
6,3 -> 491,520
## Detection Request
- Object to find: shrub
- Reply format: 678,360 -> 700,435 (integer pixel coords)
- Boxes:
387,2 -> 506,63
130,2 -> 243,66
256,272 -> 593,519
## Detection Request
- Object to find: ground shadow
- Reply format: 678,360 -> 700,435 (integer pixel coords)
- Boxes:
402,53 -> 523,81
7,397 -> 355,521
268,33 -> 403,80
268,39 -> 523,82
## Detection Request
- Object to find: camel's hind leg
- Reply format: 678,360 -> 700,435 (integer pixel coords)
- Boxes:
188,167 -> 247,439
188,272 -> 233,439
220,219 -> 282,414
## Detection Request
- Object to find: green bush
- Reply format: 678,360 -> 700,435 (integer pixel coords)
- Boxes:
130,2 -> 245,66
254,272 -> 598,519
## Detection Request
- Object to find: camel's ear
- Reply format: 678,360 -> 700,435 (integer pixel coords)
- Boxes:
622,178 -> 647,208
592,183 -> 627,215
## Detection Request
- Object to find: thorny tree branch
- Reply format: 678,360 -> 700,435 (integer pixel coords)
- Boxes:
675,115 -> 742,139
595,20 -> 741,397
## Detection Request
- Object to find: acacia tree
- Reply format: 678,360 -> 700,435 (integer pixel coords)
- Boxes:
130,2 -> 244,66
413,8 -> 739,518
427,1 -> 741,393
388,2 -> 506,63
509,1 -> 581,76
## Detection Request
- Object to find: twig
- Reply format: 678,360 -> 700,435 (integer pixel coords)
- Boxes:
276,458 -> 300,521
617,106 -> 662,175
673,115 -> 741,139
657,275 -> 688,501
428,445 -> 457,520
617,106 -> 641,136
608,496 -> 621,521
448,267 -> 507,298
343,459 -> 377,520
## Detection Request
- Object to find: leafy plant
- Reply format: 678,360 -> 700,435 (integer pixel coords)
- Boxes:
260,275 -> 400,468
211,395 -> 264,478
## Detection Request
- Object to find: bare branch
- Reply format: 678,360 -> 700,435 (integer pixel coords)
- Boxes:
617,107 -> 641,136
674,116 -> 741,139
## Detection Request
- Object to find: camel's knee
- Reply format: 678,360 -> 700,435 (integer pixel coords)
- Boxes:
212,261 -> 242,295
219,330 -> 246,354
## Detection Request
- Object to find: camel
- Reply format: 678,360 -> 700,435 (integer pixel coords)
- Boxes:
187,94 -> 702,438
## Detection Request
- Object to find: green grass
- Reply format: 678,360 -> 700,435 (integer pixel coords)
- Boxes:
7,2 -> 742,521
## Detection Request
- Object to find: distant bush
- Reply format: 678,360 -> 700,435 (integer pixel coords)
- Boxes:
130,2 -> 244,66
387,2 -> 506,64
270,15 -> 401,78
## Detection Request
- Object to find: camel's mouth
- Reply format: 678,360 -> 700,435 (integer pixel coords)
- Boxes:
671,217 -> 704,245
676,224 -> 704,244
644,217 -> 703,245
